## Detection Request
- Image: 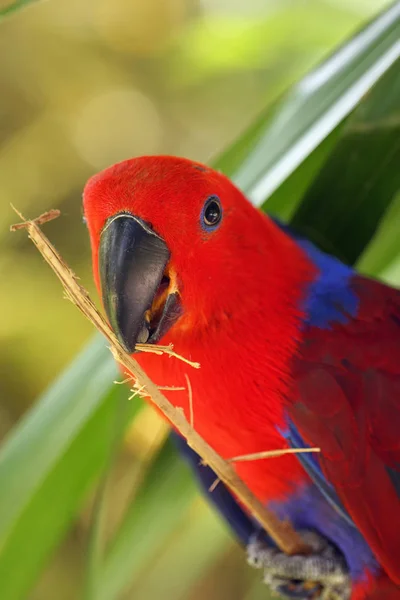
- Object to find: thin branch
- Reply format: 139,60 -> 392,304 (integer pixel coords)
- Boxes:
229,448 -> 320,463
10,207 -> 60,230
136,343 -> 200,369
115,377 -> 185,392
209,477 -> 221,493
11,208 -> 313,557
157,386 -> 186,391
184,374 -> 194,427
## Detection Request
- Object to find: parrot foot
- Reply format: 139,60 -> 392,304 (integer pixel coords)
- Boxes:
247,531 -> 351,600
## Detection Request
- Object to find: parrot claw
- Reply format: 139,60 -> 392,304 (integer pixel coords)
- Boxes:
247,532 -> 351,600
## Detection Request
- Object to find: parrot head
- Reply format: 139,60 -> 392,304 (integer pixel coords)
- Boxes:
83,155 -> 308,353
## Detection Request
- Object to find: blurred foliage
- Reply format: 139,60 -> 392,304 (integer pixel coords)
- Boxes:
0,1 -> 399,600
0,0 -> 40,20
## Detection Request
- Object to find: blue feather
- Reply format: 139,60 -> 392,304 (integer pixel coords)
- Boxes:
273,218 -> 359,328
297,239 -> 359,328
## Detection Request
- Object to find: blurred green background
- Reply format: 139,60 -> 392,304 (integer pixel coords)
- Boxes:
0,1 -> 398,599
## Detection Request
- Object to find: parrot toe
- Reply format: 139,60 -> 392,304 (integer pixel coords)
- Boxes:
247,532 -> 351,600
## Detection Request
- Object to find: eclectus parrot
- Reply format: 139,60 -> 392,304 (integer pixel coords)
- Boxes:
83,156 -> 400,600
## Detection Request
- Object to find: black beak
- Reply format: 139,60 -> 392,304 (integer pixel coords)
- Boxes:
99,212 -> 172,352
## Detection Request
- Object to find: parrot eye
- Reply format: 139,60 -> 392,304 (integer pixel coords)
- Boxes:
202,196 -> 222,230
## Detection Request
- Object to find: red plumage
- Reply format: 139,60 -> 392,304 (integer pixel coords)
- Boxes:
289,276 -> 400,584
84,156 -> 316,499
83,156 -> 400,599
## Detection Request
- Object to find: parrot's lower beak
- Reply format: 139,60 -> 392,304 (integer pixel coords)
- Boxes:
99,212 -> 181,353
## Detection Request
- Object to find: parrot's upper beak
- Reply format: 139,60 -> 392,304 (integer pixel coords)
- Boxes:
99,212 -> 181,352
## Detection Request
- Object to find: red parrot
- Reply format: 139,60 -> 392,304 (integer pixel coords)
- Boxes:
83,156 -> 400,600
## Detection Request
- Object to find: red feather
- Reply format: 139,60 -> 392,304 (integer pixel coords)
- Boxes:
83,156 -> 317,499
289,276 -> 400,583
84,157 -> 400,597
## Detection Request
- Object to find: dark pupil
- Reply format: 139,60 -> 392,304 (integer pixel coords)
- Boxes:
204,201 -> 220,225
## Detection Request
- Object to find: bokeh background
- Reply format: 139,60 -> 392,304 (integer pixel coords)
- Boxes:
0,1 -> 394,599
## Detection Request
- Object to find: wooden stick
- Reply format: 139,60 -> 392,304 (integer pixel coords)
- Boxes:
11,208 -> 313,556
228,447 -> 320,463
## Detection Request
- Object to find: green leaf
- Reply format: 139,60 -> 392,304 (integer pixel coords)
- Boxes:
96,438 -> 197,600
291,55 -> 400,265
0,337 -> 139,600
264,126 -> 344,221
83,390 -> 134,600
131,499 -> 231,600
216,1 -> 400,208
358,192 -> 400,281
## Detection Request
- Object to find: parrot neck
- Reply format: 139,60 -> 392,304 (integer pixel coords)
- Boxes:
136,217 -> 317,501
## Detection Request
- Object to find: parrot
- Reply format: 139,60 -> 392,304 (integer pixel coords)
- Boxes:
83,155 -> 400,600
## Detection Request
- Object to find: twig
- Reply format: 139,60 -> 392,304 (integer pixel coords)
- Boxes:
136,343 -> 200,369
115,376 -> 185,394
184,374 -> 194,427
229,448 -> 320,463
157,386 -> 186,391
128,385 -> 147,401
10,208 -> 60,230
11,208 -> 313,557
115,377 -> 185,392
209,477 -> 221,493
